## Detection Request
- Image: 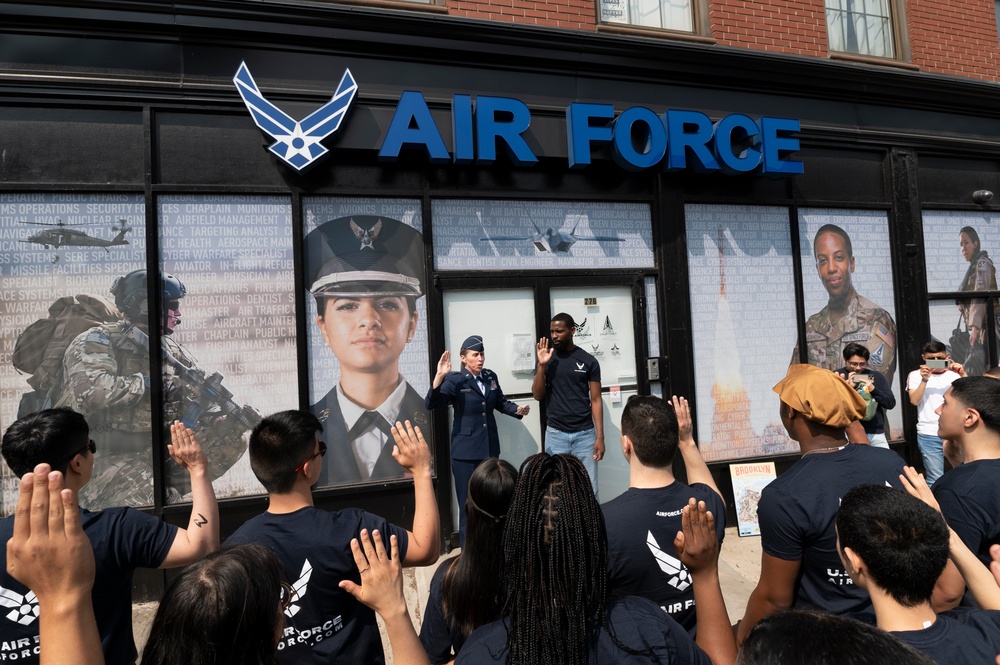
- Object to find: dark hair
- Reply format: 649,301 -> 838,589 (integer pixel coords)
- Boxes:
813,224 -> 853,259
738,610 -> 936,665
550,312 -> 576,329
960,226 -> 982,255
921,340 -> 946,355
620,396 -> 678,468
442,458 -> 518,639
842,343 -> 870,362
500,453 -> 637,665
949,376 -> 1000,434
836,485 -> 948,607
249,410 -> 323,493
2,407 -> 89,476
140,544 -> 283,665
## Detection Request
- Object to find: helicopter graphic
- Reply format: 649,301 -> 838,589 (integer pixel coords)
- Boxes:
478,213 -> 624,254
21,219 -> 132,251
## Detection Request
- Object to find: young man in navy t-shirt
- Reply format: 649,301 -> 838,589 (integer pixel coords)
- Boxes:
532,312 -> 604,497
602,395 -> 726,635
837,483 -> 1000,664
738,365 -> 906,645
0,408 -> 220,665
226,411 -> 439,665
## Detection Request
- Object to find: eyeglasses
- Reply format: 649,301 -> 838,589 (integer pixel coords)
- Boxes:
294,441 -> 327,473
279,581 -> 297,611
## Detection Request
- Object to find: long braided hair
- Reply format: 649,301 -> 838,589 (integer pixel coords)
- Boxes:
500,453 -> 636,665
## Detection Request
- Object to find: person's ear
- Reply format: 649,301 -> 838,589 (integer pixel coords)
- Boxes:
621,434 -> 632,460
67,453 -> 87,477
842,546 -> 865,578
965,407 -> 982,429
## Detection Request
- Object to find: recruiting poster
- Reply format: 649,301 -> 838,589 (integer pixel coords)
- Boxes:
303,197 -> 430,487
431,199 -> 654,270
686,204 -> 798,462
923,211 -> 1000,376
0,193 -> 146,512
797,209 -> 902,438
729,461 -> 777,537
159,195 -> 297,501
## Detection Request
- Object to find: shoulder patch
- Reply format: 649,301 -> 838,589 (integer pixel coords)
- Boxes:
874,322 -> 894,348
84,330 -> 112,346
869,343 -> 886,367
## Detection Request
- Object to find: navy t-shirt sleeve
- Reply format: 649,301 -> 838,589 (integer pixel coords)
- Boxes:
935,486 -> 988,556
359,510 -> 409,561
589,358 -> 601,384
111,508 -> 178,569
420,559 -> 459,664
757,487 -> 804,561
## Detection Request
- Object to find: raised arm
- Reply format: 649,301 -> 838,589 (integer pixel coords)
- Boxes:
391,421 -> 440,566
426,352 -> 456,411
8,465 -> 104,665
159,421 -> 220,567
674,395 -> 722,503
531,337 -> 552,401
908,366 -> 931,406
675,498 -> 737,665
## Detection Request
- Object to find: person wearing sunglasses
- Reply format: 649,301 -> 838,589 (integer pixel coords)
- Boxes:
226,410 -> 439,665
0,407 -> 220,665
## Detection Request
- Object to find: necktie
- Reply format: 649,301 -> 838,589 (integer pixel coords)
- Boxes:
348,410 -> 393,441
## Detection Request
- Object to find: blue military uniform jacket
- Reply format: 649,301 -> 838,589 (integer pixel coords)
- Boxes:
425,368 -> 521,461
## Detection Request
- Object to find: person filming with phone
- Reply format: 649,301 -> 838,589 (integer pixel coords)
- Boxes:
835,343 -> 896,449
906,340 -> 967,485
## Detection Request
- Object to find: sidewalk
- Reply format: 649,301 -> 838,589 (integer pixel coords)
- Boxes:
132,527 -> 762,662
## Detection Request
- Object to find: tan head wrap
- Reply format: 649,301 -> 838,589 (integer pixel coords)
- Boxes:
772,364 -> 866,428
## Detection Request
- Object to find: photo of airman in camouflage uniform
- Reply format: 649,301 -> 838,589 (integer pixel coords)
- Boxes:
61,270 -> 257,508
791,224 -> 898,385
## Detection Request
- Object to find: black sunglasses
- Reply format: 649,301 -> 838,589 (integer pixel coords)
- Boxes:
294,441 -> 327,473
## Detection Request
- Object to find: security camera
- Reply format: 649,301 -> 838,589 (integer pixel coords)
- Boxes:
973,190 -> 994,204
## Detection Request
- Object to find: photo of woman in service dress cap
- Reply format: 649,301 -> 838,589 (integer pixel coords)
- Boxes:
305,215 -> 429,485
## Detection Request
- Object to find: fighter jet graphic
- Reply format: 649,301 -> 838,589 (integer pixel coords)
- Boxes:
479,213 -> 624,254
233,61 -> 358,172
284,559 -> 313,618
647,531 -> 691,591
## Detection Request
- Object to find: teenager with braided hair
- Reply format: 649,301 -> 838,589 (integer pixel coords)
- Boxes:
420,458 -> 519,663
455,453 -> 737,665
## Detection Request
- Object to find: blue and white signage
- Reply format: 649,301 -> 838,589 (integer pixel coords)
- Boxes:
234,64 -> 803,176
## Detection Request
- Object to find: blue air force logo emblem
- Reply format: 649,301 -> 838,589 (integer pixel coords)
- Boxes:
233,61 -> 358,172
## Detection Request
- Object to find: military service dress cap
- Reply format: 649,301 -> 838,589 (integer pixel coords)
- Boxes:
305,215 -> 424,299
461,335 -> 484,352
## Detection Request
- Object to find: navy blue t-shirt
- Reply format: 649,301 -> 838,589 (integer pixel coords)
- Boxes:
757,444 -> 905,615
455,595 -> 712,664
419,556 -> 467,664
934,459 -> 1000,568
892,607 -> 1000,664
602,483 -> 726,634
226,507 -> 408,665
542,346 -> 601,433
834,366 -> 896,435
0,507 -> 176,665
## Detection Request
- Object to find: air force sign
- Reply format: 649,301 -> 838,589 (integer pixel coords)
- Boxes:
233,61 -> 358,172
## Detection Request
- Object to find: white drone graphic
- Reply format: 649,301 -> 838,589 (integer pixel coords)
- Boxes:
233,61 -> 358,172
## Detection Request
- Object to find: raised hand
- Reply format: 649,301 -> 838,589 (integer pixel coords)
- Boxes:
536,337 -> 553,365
390,420 -> 432,474
436,351 -> 451,377
169,420 -> 207,474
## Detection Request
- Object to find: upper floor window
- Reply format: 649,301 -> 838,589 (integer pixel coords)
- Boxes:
600,0 -> 693,32
826,0 -> 895,58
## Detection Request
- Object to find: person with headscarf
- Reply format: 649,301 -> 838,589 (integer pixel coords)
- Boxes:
737,365 -> 907,645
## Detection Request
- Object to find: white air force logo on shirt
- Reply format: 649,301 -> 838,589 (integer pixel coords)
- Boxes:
0,586 -> 38,625
285,559 -> 313,618
646,531 -> 691,591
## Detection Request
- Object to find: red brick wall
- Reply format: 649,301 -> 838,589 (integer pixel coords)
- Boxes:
448,0 -> 597,29
711,0 -> 828,56
907,0 -> 1000,81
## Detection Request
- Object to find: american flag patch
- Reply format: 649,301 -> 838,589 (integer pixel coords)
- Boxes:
875,323 -> 894,347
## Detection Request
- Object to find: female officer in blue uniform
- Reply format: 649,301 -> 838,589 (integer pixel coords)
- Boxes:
425,335 -> 528,544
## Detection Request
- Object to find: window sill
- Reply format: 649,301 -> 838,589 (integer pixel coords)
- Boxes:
596,23 -> 715,44
829,52 -> 919,71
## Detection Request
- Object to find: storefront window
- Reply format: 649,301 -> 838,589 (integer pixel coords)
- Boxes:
686,204 -> 798,462
825,0 -> 895,58
599,0 -> 693,31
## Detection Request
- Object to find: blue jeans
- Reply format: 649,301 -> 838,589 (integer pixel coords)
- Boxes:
866,432 -> 889,449
545,426 -> 599,500
916,434 -> 945,486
